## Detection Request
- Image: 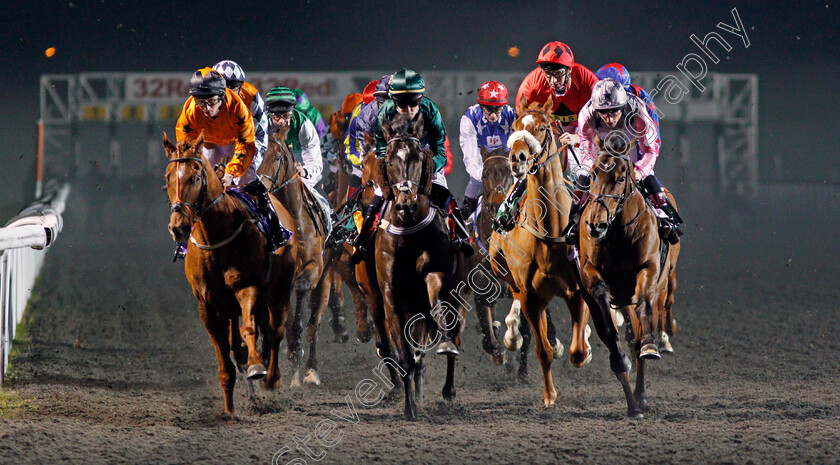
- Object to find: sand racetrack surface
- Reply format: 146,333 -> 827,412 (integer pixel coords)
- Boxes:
1,177 -> 838,464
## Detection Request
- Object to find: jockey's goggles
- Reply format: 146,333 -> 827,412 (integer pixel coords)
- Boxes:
596,108 -> 622,118
226,81 -> 243,92
194,96 -> 222,108
480,105 -> 503,115
539,64 -> 570,78
393,94 -> 423,108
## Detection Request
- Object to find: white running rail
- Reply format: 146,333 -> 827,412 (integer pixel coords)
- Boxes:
0,182 -> 69,385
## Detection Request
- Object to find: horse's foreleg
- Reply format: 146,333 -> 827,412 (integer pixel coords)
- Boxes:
326,268 -> 349,343
263,284 -> 291,391
382,284 -> 416,420
229,318 -> 256,399
519,292 -> 556,406
236,287 -> 267,380
353,260 -> 376,343
476,295 -> 505,365
518,314 -> 531,382
634,355 -> 649,413
580,265 -> 640,418
565,291 -> 592,367
504,298 -> 523,351
199,301 -> 237,415
288,274 -> 312,388
545,307 -> 565,361
634,265 -> 660,360
303,276 -> 331,386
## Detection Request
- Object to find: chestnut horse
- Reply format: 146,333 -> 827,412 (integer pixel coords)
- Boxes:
163,133 -> 296,414
257,128 -> 332,387
579,138 -> 681,416
467,146 -> 564,378
321,111 -> 374,343
366,113 -> 468,420
488,95 -> 603,407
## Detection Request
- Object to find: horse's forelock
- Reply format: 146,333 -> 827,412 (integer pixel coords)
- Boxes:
508,130 -> 541,154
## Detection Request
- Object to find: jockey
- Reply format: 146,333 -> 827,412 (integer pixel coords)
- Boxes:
322,92 -> 363,185
494,41 -> 598,233
173,67 -> 291,259
292,89 -> 327,139
569,78 -> 682,245
458,81 -> 517,219
212,59 -> 269,171
345,75 -> 391,176
264,86 -> 333,223
595,63 -> 661,141
353,68 -> 473,261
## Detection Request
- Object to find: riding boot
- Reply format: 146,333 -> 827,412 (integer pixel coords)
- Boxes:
561,200 -> 583,246
462,196 -> 479,221
449,204 -> 475,257
246,180 -> 292,251
493,178 -> 527,233
173,242 -> 187,261
350,194 -> 384,264
561,173 -> 590,246
430,184 -> 473,256
641,175 -> 683,245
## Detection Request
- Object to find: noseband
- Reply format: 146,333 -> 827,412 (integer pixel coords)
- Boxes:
590,156 -> 639,229
519,111 -> 562,175
167,156 -> 224,225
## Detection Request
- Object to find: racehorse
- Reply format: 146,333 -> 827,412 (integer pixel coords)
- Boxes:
579,136 -> 681,415
322,111 -> 374,343
488,95 -> 599,407
467,146 -> 564,378
257,127 -> 332,387
369,112 -> 468,420
163,132 -> 296,415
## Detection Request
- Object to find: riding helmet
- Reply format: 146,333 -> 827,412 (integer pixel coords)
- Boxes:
189,67 -> 227,98
591,78 -> 628,111
213,59 -> 246,88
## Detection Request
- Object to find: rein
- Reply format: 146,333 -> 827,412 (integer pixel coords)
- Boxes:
590,156 -> 640,230
522,111 -> 563,175
167,156 -> 224,224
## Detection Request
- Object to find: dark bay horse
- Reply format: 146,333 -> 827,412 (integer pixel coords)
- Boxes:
257,128 -> 332,387
579,138 -> 681,416
488,95 -> 600,407
370,113 -> 468,420
163,133 -> 296,415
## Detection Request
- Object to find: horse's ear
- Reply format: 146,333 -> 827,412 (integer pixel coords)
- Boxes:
541,94 -> 555,115
593,133 -> 603,151
411,112 -> 424,137
420,150 -> 435,196
162,132 -> 177,159
516,93 -> 529,115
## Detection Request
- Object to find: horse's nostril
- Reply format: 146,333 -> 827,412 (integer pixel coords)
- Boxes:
518,153 -> 527,163
409,203 -> 418,213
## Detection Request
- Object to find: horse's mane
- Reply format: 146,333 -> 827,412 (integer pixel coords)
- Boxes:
376,113 -> 434,200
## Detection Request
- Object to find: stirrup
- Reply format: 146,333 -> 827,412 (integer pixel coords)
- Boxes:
561,219 -> 579,246
658,220 -> 679,245
270,227 -> 293,251
454,238 -> 474,257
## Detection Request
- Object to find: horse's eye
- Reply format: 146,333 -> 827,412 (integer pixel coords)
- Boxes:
195,175 -> 202,184
540,126 -> 546,132
617,176 -> 626,183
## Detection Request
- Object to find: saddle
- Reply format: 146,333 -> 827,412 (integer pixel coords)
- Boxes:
226,187 -> 273,242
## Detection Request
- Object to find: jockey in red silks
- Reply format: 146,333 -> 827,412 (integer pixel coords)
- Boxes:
568,78 -> 683,245
494,41 -> 598,232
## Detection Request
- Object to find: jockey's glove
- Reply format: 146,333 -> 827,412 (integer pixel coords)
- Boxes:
225,153 -> 247,177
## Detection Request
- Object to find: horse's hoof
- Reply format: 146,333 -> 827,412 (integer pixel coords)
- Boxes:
492,320 -> 502,329
659,331 -> 674,354
442,387 -> 456,401
640,343 -> 661,360
628,409 -> 644,419
491,351 -> 506,366
246,364 -> 267,380
436,340 -> 459,356
551,338 -> 564,360
303,369 -> 321,386
356,329 -> 372,343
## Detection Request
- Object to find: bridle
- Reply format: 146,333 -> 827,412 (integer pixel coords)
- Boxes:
259,138 -> 300,193
386,136 -> 424,201
482,153 -> 510,198
519,110 -> 563,175
167,156 -> 224,226
589,156 -> 641,230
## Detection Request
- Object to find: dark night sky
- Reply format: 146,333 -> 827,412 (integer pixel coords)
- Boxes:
2,0 -> 839,208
